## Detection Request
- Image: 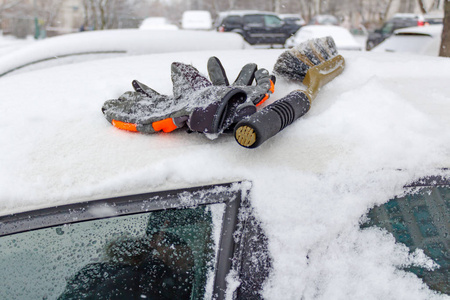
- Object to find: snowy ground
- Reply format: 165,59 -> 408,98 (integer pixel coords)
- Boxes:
0,32 -> 449,299
0,34 -> 35,56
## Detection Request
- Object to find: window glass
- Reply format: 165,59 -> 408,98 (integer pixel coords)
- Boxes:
243,15 -> 264,26
264,15 -> 282,27
381,22 -> 394,34
224,16 -> 241,25
0,204 -> 225,299
362,185 -> 449,295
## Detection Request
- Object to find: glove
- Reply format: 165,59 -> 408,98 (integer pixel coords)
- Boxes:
101,57 -> 275,135
206,56 -> 275,107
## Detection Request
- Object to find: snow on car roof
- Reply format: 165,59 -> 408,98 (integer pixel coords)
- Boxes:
1,48 -> 450,299
0,29 -> 245,77
394,24 -> 443,36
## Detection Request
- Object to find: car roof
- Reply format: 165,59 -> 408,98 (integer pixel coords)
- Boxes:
1,48 -> 449,211
1,47 -> 450,298
0,29 -> 245,77
218,10 -> 278,17
372,25 -> 443,56
394,24 -> 443,37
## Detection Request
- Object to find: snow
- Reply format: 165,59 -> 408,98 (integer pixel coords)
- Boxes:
0,29 -> 245,76
139,17 -> 179,31
287,25 -> 362,51
181,10 -> 213,30
1,37 -> 450,299
0,35 -> 35,56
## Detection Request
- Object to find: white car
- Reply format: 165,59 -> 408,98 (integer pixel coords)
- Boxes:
285,25 -> 362,50
372,24 -> 443,56
181,10 -> 213,30
139,17 -> 179,31
0,29 -> 245,77
0,38 -> 449,299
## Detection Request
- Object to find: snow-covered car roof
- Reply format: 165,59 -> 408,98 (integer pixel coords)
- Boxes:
372,24 -> 443,56
286,25 -> 362,50
394,24 -> 443,36
0,29 -> 245,77
1,48 -> 450,298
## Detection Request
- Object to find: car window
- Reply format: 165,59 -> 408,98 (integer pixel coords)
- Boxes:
381,22 -> 394,34
264,15 -> 283,27
224,16 -> 241,25
0,183 -> 246,299
362,177 -> 449,295
243,15 -> 264,27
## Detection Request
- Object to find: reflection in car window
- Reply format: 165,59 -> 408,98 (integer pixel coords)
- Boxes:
0,204 -> 225,299
243,15 -> 264,26
225,16 -> 241,25
264,15 -> 282,27
381,22 -> 394,34
362,184 -> 449,295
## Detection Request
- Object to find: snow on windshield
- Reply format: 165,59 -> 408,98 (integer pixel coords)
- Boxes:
0,46 -> 449,299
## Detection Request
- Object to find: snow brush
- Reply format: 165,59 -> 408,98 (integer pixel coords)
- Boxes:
234,37 -> 345,148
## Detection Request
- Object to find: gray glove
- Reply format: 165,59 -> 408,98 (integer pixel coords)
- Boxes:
102,57 -> 275,135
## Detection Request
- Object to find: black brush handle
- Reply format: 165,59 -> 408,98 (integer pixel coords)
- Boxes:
234,90 -> 311,148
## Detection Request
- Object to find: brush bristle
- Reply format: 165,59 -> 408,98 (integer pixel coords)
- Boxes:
273,36 -> 339,82
273,51 -> 309,82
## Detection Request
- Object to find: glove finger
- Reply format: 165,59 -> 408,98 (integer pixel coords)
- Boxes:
233,63 -> 257,86
172,62 -> 212,99
132,80 -> 161,98
242,68 -> 275,106
207,56 -> 229,86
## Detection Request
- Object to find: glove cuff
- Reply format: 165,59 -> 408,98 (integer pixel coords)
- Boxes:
188,88 -> 251,134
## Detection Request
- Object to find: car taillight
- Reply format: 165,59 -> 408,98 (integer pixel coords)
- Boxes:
219,26 -> 225,32
418,20 -> 424,26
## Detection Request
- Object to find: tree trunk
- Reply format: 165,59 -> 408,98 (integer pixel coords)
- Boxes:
382,0 -> 394,22
439,0 -> 450,57
417,0 -> 427,14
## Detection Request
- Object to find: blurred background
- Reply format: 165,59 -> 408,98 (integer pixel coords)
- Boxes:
0,0 -> 443,38
0,0 -> 448,57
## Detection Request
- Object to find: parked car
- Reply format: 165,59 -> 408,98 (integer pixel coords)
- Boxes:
308,14 -> 339,25
285,25 -> 362,50
0,29 -> 246,77
215,10 -> 299,45
139,17 -> 178,31
0,37 -> 449,298
371,24 -> 443,56
181,10 -> 212,30
366,13 -> 425,51
279,13 -> 306,27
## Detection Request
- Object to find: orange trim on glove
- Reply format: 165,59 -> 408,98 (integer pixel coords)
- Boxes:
269,79 -> 275,93
112,120 -> 138,132
256,94 -> 269,107
152,118 -> 178,133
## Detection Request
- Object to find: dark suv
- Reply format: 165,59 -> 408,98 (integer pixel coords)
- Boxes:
366,13 -> 425,50
215,11 -> 300,45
